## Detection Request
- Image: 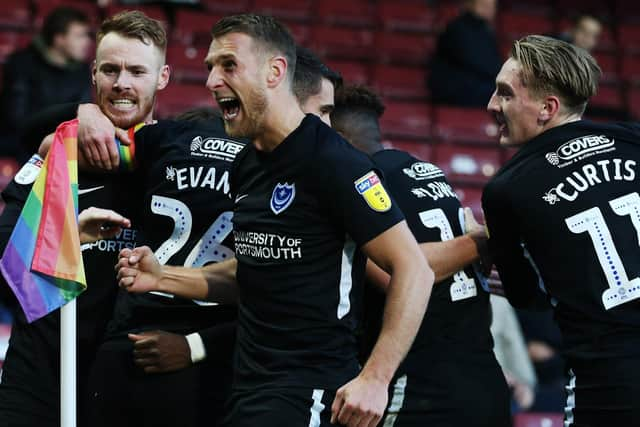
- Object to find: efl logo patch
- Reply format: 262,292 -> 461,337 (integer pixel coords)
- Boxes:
271,183 -> 295,215
354,171 -> 392,212
14,154 -> 43,185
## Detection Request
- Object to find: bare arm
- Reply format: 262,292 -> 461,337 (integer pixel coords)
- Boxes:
332,220 -> 433,427
116,246 -> 238,303
360,220 -> 433,384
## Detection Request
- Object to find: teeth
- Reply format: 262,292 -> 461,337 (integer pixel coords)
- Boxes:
113,99 -> 134,105
218,97 -> 236,103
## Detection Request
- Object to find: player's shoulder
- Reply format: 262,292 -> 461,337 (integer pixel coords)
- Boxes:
373,149 -> 442,178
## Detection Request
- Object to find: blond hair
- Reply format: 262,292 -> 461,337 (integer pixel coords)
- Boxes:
511,35 -> 601,115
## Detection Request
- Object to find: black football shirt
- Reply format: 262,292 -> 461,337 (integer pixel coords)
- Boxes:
373,149 -> 493,371
483,120 -> 640,359
106,119 -> 244,337
0,156 -> 138,405
230,114 -> 404,391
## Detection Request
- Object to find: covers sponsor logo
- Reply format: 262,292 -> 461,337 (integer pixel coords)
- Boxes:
546,135 -> 615,167
14,154 -> 43,185
270,183 -> 295,215
190,136 -> 244,162
354,171 -> 392,212
402,162 -> 444,180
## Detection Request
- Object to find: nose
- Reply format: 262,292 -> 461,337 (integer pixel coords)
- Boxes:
206,66 -> 224,92
487,91 -> 499,113
113,71 -> 132,91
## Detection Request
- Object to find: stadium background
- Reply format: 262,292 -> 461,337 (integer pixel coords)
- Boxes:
0,1 -> 635,426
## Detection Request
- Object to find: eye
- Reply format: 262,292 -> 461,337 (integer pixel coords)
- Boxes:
223,60 -> 236,71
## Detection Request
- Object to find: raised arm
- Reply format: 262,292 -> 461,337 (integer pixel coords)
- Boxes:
116,246 -> 238,304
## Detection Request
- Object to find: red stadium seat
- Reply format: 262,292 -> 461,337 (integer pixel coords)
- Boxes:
310,26 -> 374,61
0,31 -> 31,63
621,54 -> 640,84
590,83 -> 624,111
433,107 -> 498,145
619,25 -> 640,53
371,65 -> 428,101
592,52 -> 620,83
453,185 -> 484,220
201,0 -> 250,14
380,101 -> 431,139
155,83 -> 214,119
317,0 -> 376,28
166,45 -> 209,83
325,60 -> 369,86
378,1 -> 437,33
286,23 -> 311,45
173,10 -> 222,46
434,144 -> 501,185
375,32 -> 436,66
436,3 -> 462,31
498,12 -> 554,42
104,4 -> 167,27
383,139 -> 433,162
513,413 -> 563,427
0,0 -> 31,30
34,0 -> 100,30
627,87 -> 640,119
252,0 -> 312,22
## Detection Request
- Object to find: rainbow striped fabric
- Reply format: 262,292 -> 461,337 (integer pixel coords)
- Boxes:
116,122 -> 145,171
0,119 -> 87,322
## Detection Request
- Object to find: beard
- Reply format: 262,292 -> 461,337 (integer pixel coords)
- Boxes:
225,84 -> 268,140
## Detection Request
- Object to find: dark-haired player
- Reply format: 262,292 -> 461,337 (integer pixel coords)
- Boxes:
117,13 -> 434,427
293,46 -> 342,125
484,35 -> 640,426
331,84 -> 510,427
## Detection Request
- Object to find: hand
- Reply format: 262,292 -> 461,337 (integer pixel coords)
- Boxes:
128,330 -> 192,374
503,370 -> 535,410
487,269 -> 505,296
78,207 -> 130,244
464,207 -> 492,275
331,374 -> 388,427
116,246 -> 163,293
528,340 -> 556,362
77,103 -> 130,170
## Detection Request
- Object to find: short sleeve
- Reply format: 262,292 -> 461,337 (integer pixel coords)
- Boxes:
319,142 -> 404,246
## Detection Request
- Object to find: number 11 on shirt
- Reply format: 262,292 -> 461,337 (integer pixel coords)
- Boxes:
565,192 -> 640,310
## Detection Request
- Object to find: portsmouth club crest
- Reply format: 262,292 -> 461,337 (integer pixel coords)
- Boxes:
270,182 -> 296,215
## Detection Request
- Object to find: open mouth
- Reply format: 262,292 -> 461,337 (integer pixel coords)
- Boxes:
217,97 -> 240,121
494,114 -> 507,135
110,98 -> 136,111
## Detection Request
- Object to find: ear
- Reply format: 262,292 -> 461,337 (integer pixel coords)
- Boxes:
91,60 -> 97,85
156,64 -> 170,91
539,95 -> 560,122
266,55 -> 288,89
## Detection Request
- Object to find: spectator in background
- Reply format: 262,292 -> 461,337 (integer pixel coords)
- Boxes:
429,0 -> 502,107
558,14 -> 602,52
0,7 -> 92,162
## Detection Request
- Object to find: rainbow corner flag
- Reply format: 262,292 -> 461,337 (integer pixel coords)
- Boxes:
0,119 -> 87,323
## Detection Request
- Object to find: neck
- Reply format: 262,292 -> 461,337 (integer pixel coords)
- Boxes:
253,90 -> 305,152
543,111 -> 582,133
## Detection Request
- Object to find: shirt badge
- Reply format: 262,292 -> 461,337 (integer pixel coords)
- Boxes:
14,154 -> 43,185
270,182 -> 295,215
354,171 -> 392,212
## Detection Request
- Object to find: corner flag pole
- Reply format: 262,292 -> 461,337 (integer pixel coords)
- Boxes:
61,299 -> 77,427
